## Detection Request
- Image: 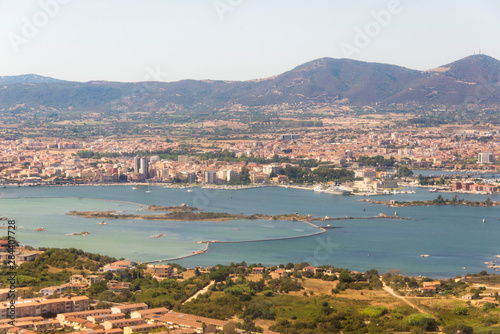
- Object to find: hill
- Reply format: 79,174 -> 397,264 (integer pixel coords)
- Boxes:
1,55 -> 499,112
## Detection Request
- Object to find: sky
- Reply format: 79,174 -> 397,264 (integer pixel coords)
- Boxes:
0,0 -> 499,83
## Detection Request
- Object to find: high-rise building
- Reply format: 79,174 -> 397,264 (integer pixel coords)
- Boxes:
133,156 -> 141,174
187,173 -> 196,184
478,152 -> 495,164
139,157 -> 149,178
204,171 -> 217,184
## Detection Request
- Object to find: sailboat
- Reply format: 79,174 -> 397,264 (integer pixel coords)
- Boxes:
483,218 -> 485,224
145,184 -> 151,193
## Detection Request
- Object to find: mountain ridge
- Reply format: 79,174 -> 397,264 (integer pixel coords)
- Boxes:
1,54 -> 499,111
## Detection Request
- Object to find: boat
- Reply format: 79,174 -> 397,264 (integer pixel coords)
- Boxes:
34,227 -> 45,231
131,187 -> 137,190
325,186 -> 351,195
420,254 -> 430,257
186,189 -> 193,193
483,218 -> 486,224
429,188 -> 438,192
151,233 -> 166,238
98,221 -> 109,225
313,185 -> 325,192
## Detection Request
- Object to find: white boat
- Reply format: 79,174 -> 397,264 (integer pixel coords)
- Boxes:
313,185 -> 325,192
186,189 -> 193,193
132,187 -> 137,190
420,254 -> 430,257
483,218 -> 485,224
429,188 -> 438,192
325,186 -> 351,195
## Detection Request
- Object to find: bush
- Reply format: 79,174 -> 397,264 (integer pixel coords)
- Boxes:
443,323 -> 474,334
262,290 -> 273,297
482,302 -> 495,312
361,306 -> 388,318
453,306 -> 469,315
406,313 -> 438,331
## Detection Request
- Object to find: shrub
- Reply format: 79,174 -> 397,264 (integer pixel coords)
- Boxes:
406,313 -> 438,331
443,323 -> 473,334
482,302 -> 495,312
262,290 -> 273,297
453,306 -> 469,315
362,306 -> 388,318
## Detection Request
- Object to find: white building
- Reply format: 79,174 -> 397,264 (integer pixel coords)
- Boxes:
478,152 -> 495,164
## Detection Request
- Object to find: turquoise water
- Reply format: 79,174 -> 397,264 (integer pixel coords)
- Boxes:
0,185 -> 499,278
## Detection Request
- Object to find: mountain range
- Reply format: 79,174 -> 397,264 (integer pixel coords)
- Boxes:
1,55 -> 499,112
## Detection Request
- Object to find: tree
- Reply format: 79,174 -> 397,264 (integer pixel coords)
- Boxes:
338,269 -> 353,284
482,302 -> 495,312
209,266 -> 230,283
88,281 -> 108,296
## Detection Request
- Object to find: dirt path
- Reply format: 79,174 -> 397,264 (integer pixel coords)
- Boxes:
183,281 -> 214,304
383,283 -> 427,314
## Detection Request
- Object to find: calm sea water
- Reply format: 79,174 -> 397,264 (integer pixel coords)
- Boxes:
0,185 -> 499,278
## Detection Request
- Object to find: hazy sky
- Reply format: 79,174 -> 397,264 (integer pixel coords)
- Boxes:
1,0 -> 499,82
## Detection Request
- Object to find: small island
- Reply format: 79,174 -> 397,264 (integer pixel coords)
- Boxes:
362,195 -> 499,207
66,231 -> 91,236
147,204 -> 199,212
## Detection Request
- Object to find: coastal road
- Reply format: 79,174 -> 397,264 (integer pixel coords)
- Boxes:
183,280 -> 214,304
382,283 -> 427,314
472,283 -> 500,290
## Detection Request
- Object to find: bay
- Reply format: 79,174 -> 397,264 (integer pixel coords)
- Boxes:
0,185 -> 499,278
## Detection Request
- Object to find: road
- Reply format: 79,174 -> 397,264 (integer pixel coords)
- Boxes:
183,280 -> 214,304
383,283 -> 427,314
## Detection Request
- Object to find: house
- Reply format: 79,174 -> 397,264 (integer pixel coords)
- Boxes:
70,275 -> 85,285
0,296 -> 89,319
107,281 -> 131,292
123,323 -> 166,334
87,313 -> 125,324
40,286 -> 63,296
270,268 -> 287,279
130,308 -> 169,319
57,309 -> 112,324
102,318 -> 145,330
15,253 -> 38,264
252,267 -> 265,275
302,266 -> 316,272
422,281 -> 441,288
86,275 -> 104,284
148,265 -> 175,280
110,303 -> 148,315
147,311 -> 236,334
420,286 -> 437,293
102,260 -> 135,273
